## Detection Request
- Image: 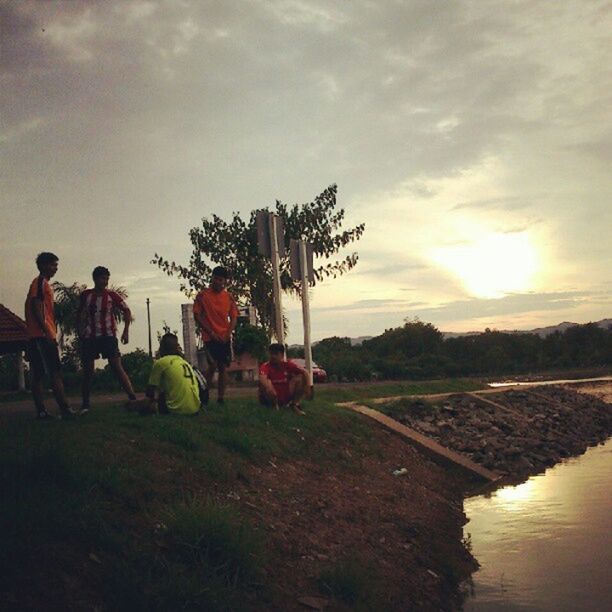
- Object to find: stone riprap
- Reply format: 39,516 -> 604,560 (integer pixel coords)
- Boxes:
377,386 -> 612,479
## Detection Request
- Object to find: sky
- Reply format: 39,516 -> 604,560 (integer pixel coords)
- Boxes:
1,0 -> 611,351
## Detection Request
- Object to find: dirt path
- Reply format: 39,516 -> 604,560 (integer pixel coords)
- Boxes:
574,380 -> 612,404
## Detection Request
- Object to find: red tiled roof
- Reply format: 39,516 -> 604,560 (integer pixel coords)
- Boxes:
0,304 -> 28,343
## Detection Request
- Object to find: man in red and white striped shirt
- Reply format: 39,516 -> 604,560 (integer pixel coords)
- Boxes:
78,266 -> 137,412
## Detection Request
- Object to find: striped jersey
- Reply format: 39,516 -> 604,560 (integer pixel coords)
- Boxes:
79,289 -> 128,338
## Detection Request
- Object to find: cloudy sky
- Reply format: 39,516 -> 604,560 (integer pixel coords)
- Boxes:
1,0 -> 611,350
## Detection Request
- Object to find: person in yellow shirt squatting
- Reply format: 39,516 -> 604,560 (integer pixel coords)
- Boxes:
129,333 -> 202,415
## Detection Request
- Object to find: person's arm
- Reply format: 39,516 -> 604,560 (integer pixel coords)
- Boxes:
197,316 -> 220,342
77,293 -> 87,338
129,384 -> 156,414
259,373 -> 277,397
194,294 -> 222,341
140,362 -> 162,413
225,295 -> 238,342
111,292 -> 131,344
30,282 -> 55,341
32,299 -> 54,340
120,308 -> 132,344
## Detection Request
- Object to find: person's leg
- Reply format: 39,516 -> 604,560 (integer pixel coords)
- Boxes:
27,341 -> 50,416
205,361 -> 217,396
31,375 -> 49,416
288,376 -> 306,415
81,358 -> 95,410
108,356 -> 136,400
50,371 -> 74,417
258,382 -> 278,409
217,363 -> 227,403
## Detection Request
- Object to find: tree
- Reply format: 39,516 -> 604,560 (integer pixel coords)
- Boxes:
152,185 -> 365,334
233,320 -> 268,362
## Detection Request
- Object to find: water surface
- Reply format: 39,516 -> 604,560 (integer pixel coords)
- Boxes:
464,439 -> 612,611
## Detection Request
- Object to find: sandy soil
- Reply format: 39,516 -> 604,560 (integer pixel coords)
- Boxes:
574,381 -> 612,404
239,426 -> 477,610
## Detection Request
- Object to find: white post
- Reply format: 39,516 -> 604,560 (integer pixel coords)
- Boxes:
17,351 -> 25,391
299,239 -> 314,396
269,213 -> 285,346
181,304 -> 198,367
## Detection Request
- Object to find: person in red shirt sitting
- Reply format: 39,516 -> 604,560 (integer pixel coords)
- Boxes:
258,343 -> 308,415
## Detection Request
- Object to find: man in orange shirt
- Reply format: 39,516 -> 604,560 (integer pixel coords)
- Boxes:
24,252 -> 76,419
193,266 -> 238,404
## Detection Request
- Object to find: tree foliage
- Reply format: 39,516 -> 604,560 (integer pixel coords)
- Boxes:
233,320 -> 269,362
152,185 -> 365,333
312,320 -> 612,382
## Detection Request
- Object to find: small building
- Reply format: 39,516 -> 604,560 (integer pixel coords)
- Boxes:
227,351 -> 259,382
0,304 -> 28,390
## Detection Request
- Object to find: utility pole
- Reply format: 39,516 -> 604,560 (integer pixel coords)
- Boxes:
146,298 -> 152,357
268,213 -> 285,346
299,239 -> 314,397
290,238 -> 315,398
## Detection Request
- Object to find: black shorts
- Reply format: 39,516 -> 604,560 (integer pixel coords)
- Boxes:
81,337 -> 121,362
26,337 -> 61,379
204,341 -> 232,367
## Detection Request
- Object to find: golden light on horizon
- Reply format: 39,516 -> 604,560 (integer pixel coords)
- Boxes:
432,231 -> 540,299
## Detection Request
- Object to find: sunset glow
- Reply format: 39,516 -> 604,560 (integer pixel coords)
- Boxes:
432,232 -> 540,299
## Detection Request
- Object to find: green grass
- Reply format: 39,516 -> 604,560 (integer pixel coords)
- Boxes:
312,377 -> 482,403
318,556 -> 385,609
0,379 -> 481,609
0,396 -> 365,609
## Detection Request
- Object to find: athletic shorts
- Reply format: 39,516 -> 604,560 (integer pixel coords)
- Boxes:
26,337 -> 61,379
204,341 -> 232,367
81,336 -> 121,362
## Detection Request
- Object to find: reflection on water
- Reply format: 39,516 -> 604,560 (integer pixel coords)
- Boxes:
464,438 -> 612,611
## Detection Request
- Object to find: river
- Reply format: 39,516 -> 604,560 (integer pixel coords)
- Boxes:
463,438 -> 612,611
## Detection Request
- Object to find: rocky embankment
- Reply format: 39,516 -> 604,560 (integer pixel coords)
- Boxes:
380,385 -> 612,479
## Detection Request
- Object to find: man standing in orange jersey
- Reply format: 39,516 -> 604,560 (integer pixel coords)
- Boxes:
193,266 -> 238,405
24,252 -> 76,419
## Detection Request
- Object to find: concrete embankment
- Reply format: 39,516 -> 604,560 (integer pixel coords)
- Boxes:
375,385 -> 612,481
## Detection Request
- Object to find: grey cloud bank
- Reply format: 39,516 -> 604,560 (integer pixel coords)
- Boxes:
1,0 -> 610,347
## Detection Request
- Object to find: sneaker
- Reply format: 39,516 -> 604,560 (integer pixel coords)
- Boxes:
290,402 -> 305,416
36,409 -> 57,420
60,407 -> 78,420
79,406 -> 90,416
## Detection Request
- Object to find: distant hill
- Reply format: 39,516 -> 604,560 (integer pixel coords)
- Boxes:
298,318 -> 612,348
442,318 -> 612,339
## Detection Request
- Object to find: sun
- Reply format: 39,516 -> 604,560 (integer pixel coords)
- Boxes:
433,232 -> 539,299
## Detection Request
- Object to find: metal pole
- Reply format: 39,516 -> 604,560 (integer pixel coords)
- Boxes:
268,213 -> 284,346
146,298 -> 152,357
299,240 -> 314,397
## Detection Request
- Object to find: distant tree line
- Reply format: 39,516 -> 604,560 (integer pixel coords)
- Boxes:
309,319 -> 612,381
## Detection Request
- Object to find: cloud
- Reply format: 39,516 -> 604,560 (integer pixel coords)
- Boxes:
1,0 -> 610,348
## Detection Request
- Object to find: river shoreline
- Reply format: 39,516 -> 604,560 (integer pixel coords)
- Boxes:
375,383 -> 612,485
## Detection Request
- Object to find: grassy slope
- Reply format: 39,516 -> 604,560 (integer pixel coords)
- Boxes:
0,379 -> 480,611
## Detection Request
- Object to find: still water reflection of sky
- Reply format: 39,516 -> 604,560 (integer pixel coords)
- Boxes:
464,438 -> 612,611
